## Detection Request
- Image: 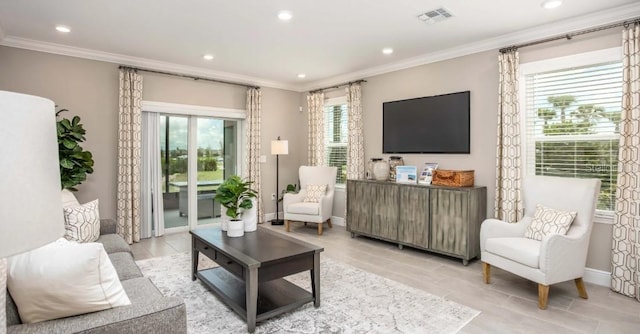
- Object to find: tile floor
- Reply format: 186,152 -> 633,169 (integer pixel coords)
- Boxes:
133,223 -> 640,334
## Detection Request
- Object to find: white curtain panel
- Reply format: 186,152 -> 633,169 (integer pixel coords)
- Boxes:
346,83 -> 365,180
494,50 -> 524,223
612,23 -> 640,301
307,92 -> 325,166
141,112 -> 165,238
117,68 -> 143,244
245,88 -> 264,223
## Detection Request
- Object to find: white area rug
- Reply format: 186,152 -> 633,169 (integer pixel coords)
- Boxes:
137,252 -> 479,333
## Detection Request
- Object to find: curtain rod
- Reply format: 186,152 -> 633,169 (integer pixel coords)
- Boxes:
118,65 -> 260,90
309,79 -> 367,94
499,17 -> 640,53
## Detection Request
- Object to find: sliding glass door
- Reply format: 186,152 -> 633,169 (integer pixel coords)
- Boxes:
156,114 -> 239,232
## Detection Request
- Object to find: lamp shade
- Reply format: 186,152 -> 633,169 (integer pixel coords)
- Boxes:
271,139 -> 289,155
0,91 -> 65,258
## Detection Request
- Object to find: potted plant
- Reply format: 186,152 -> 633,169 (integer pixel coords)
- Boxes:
214,175 -> 258,237
277,183 -> 298,203
56,109 -> 94,190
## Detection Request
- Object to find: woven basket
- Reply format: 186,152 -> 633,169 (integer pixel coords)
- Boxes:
431,170 -> 474,187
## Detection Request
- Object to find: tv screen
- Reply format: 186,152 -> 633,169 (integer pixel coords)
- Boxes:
383,91 -> 470,154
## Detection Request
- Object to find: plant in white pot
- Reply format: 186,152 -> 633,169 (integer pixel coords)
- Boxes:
214,175 -> 257,237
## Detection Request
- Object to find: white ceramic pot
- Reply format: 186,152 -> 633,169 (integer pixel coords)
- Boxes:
373,160 -> 390,181
243,198 -> 258,232
220,204 -> 229,231
227,220 -> 244,237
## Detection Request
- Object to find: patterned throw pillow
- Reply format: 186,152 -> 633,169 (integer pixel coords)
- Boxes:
303,184 -> 327,203
524,204 -> 577,241
63,199 -> 100,243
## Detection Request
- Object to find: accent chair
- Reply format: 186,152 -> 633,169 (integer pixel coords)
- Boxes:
283,166 -> 337,235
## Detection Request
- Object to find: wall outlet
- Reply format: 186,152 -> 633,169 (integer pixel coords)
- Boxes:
271,193 -> 277,201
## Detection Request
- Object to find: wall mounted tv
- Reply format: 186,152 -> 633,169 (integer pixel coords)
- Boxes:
383,91 -> 470,154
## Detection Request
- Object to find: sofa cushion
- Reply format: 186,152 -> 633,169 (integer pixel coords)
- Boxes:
485,237 -> 541,268
6,290 -> 21,326
98,233 -> 132,255
110,252 -> 144,281
7,239 -> 131,323
287,202 -> 320,215
61,189 -> 80,207
121,277 -> 164,303
63,199 -> 101,243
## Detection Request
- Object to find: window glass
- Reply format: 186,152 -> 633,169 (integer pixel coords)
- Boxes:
523,59 -> 622,211
324,103 -> 348,184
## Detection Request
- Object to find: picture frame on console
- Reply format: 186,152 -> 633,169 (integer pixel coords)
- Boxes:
396,166 -> 417,184
419,163 -> 438,185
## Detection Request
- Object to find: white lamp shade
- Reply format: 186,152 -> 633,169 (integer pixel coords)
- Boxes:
271,139 -> 289,155
0,91 -> 65,258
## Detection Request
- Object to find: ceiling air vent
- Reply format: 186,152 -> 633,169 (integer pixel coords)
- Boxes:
417,7 -> 454,25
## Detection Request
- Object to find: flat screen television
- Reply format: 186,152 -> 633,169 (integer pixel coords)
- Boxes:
383,91 -> 470,154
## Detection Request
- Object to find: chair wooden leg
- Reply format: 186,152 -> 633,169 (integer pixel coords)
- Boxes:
482,262 -> 490,284
575,278 -> 588,299
285,220 -> 290,232
318,222 -> 323,235
327,219 -> 332,228
538,284 -> 549,310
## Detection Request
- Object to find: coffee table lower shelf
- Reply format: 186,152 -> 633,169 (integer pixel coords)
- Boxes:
197,267 -> 314,323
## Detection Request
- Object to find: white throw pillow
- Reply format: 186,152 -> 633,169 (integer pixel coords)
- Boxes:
303,184 -> 327,203
61,189 -> 80,207
524,204 -> 577,241
7,239 -> 131,324
63,199 -> 100,243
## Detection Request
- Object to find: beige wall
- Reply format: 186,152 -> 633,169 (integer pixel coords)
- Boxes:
0,46 -> 302,222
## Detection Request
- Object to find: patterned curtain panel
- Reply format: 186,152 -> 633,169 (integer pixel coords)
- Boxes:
612,23 -> 640,301
346,83 -> 364,180
494,50 -> 523,222
307,92 -> 325,166
117,68 -> 143,244
245,88 -> 264,223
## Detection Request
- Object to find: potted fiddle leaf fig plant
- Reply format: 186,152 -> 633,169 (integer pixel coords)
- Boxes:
56,108 -> 94,190
214,175 -> 257,237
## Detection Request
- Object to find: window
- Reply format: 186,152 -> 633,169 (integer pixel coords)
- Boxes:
521,48 -> 622,215
324,97 -> 348,184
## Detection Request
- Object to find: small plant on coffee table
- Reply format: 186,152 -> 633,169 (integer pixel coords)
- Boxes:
214,175 -> 257,220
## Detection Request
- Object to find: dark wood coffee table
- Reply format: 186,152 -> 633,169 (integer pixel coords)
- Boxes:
190,226 -> 323,333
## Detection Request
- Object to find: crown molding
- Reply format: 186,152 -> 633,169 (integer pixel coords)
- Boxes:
0,36 -> 299,91
1,2 -> 639,93
299,2 -> 640,92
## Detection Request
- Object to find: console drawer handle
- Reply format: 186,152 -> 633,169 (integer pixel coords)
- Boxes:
227,261 -> 233,265
204,246 -> 209,250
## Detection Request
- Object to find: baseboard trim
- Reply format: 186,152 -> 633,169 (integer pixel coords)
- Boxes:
584,267 -> 611,287
263,213 -> 345,226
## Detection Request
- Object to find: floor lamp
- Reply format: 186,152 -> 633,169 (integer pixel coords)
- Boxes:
0,91 -> 65,334
270,136 -> 288,225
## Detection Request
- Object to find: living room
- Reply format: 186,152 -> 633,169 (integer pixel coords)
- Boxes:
1,1 -> 640,333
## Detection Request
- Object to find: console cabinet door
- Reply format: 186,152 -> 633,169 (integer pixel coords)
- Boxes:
370,183 -> 399,240
346,180 -> 371,234
398,186 -> 429,248
430,188 -> 468,256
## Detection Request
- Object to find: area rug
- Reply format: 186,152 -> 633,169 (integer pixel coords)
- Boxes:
136,252 -> 479,333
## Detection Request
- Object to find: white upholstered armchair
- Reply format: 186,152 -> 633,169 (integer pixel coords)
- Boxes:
480,175 -> 601,309
283,166 -> 337,235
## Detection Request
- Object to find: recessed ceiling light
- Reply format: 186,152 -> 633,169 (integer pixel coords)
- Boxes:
203,54 -> 214,60
55,25 -> 71,33
382,48 -> 394,55
278,11 -> 293,21
297,73 -> 306,79
541,0 -> 562,9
